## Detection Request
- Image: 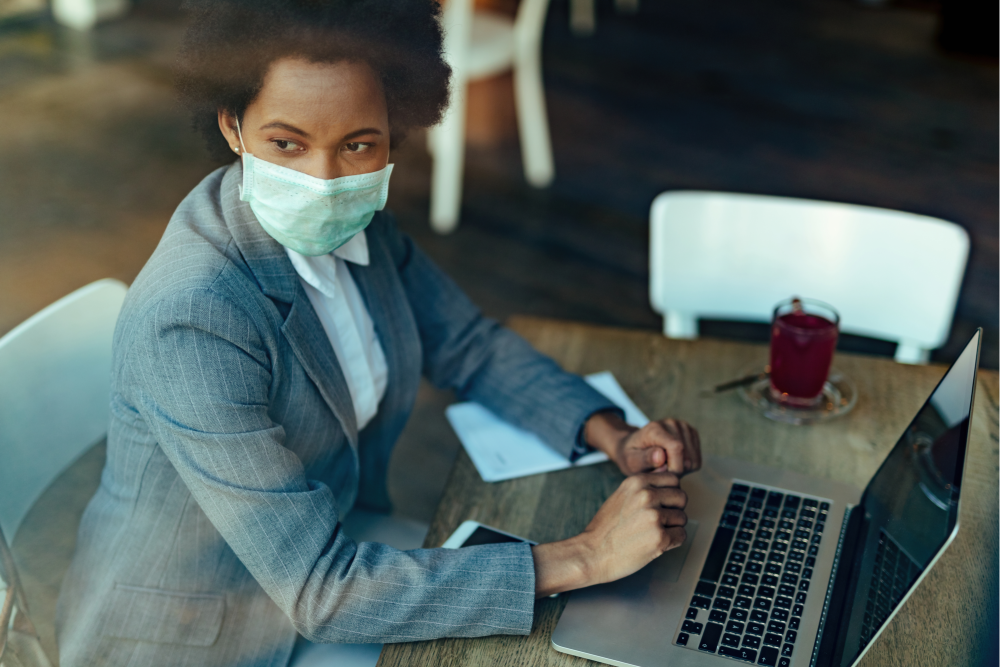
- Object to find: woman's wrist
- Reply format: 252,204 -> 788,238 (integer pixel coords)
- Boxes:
583,410 -> 636,465
531,536 -> 594,598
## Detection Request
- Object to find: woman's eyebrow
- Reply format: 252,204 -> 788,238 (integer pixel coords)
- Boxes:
342,128 -> 383,141
259,121 -> 311,138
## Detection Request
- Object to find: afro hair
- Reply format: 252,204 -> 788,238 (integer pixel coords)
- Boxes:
175,0 -> 452,161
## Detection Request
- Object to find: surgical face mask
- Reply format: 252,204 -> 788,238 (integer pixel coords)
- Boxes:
235,117 -> 393,256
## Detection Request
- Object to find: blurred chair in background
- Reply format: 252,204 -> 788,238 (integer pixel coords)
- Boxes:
648,191 -> 969,364
0,278 -> 127,666
51,0 -> 128,31
569,0 -> 639,36
429,0 -> 554,233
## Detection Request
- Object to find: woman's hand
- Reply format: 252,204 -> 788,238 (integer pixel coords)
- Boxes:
584,411 -> 702,476
532,472 -> 688,597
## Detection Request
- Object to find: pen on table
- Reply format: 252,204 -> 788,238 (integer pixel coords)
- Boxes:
700,370 -> 769,397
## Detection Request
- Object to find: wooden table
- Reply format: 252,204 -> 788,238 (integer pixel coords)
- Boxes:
379,317 -> 999,667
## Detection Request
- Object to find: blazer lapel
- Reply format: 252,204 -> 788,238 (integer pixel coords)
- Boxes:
347,228 -> 422,422
219,162 -> 359,449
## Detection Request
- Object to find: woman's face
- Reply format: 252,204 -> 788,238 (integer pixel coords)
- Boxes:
218,57 -> 390,180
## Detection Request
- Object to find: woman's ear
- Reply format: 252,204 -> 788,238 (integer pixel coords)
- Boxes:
217,109 -> 242,155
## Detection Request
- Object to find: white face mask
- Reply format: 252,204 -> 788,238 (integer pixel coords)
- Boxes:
235,117 -> 393,257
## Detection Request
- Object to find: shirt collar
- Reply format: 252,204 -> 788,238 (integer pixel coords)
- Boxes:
286,231 -> 368,299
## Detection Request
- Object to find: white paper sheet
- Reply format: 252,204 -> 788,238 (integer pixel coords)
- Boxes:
445,372 -> 650,482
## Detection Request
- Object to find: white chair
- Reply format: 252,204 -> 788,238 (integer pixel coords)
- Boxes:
0,278 -> 127,541
0,278 -> 127,667
51,0 -> 128,31
648,191 -> 969,364
569,0 -> 639,36
428,0 -> 554,233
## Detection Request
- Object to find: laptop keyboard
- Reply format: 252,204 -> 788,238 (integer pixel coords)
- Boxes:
858,530 -> 921,652
673,482 -> 831,666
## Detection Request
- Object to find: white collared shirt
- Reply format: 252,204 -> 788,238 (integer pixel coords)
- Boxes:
286,232 -> 388,431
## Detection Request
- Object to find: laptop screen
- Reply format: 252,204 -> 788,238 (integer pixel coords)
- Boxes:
829,330 -> 980,666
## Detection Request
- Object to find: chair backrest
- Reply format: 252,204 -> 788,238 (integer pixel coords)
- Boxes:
649,191 -> 969,364
0,279 -> 127,541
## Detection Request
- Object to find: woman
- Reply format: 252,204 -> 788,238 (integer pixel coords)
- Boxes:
56,1 -> 701,665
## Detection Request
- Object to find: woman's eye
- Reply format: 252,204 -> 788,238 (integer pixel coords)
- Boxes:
344,142 -> 370,153
272,139 -> 301,151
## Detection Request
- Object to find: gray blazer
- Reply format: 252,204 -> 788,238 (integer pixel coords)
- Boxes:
56,163 -> 616,667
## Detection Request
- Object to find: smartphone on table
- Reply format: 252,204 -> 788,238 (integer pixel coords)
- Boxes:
442,520 -> 536,549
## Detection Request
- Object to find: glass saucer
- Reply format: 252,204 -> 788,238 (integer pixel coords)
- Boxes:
738,368 -> 857,425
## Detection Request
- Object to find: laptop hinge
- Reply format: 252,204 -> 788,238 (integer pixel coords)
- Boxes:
810,504 -> 865,667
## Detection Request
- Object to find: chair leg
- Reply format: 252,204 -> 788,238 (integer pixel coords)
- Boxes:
894,341 -> 930,364
570,0 -> 596,36
513,53 -> 555,188
664,311 -> 698,339
429,81 -> 468,234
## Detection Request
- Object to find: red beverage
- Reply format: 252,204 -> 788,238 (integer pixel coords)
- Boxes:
769,298 -> 839,406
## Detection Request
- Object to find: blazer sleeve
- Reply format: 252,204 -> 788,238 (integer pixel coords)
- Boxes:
379,214 -> 621,458
123,286 -> 536,643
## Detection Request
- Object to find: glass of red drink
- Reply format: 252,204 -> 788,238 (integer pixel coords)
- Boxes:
768,297 -> 839,407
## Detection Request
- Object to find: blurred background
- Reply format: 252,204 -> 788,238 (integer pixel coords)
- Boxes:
0,0 -> 996,662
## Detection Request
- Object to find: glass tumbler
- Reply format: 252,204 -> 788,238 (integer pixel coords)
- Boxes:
768,297 -> 840,407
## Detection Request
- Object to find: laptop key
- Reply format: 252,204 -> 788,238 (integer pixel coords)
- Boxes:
767,621 -> 786,634
781,573 -> 798,585
734,596 -> 752,609
709,610 -> 727,623
675,632 -> 689,646
796,592 -> 807,604
773,596 -> 792,609
751,488 -> 767,499
771,608 -> 789,621
701,526 -> 736,583
730,608 -> 749,622
686,607 -> 699,620
722,574 -> 740,587
763,633 -> 783,647
781,643 -> 794,657
742,573 -> 759,585
691,596 -> 712,610
778,584 -> 795,597
758,645 -> 780,666
751,551 -> 767,562
788,617 -> 800,630
750,610 -> 768,623
792,604 -> 804,617
718,645 -> 757,663
698,623 -> 723,653
753,598 -> 771,611
738,584 -> 755,597
762,574 -> 779,586
730,553 -> 747,564
786,630 -> 797,644
778,657 -> 791,667
726,563 -> 743,575
722,633 -> 741,648
765,563 -> 782,575
718,586 -> 736,599
726,619 -> 745,633
713,598 -> 731,611
738,530 -> 754,541
802,567 -> 814,579
733,483 -> 750,493
747,562 -> 763,573
696,581 -> 717,598
763,508 -> 778,519
742,634 -> 761,649
802,499 -> 818,508
682,620 -> 703,634
746,621 -> 765,635
784,563 -> 801,574
757,586 -> 776,599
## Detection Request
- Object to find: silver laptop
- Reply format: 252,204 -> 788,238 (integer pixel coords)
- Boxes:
552,329 -> 982,667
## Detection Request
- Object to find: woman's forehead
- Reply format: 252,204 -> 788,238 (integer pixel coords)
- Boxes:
253,57 -> 388,133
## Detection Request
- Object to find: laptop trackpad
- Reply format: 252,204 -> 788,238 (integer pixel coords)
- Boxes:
652,519 -> 699,583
